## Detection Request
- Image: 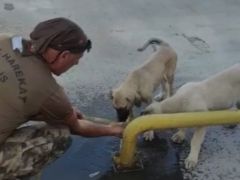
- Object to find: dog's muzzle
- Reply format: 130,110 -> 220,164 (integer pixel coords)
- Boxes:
116,108 -> 130,122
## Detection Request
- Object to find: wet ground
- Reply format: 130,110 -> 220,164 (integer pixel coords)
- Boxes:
41,93 -> 184,180
1,0 -> 240,180
42,131 -> 184,180
101,134 -> 184,180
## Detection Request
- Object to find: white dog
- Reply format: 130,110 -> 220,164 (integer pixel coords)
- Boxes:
142,63 -> 240,170
110,38 -> 177,121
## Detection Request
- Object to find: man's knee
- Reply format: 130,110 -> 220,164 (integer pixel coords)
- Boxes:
39,125 -> 72,155
0,124 -> 72,179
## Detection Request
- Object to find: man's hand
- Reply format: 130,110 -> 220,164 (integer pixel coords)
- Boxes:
108,122 -> 126,138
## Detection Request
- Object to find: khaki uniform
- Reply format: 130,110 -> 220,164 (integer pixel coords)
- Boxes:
0,34 -> 73,179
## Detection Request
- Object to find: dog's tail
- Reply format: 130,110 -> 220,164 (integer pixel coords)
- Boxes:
137,38 -> 167,52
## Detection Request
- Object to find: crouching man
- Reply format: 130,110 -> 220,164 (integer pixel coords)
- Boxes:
0,17 -> 124,179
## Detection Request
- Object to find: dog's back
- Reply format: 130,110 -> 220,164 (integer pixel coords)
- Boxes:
201,63 -> 240,109
136,38 -> 177,84
203,63 -> 240,85
172,64 -> 240,111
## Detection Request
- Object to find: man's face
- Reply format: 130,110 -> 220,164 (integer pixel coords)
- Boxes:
44,48 -> 84,76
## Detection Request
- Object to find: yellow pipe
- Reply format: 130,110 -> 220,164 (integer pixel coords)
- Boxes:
113,110 -> 240,169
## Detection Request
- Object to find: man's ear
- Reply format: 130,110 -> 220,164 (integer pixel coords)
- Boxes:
60,50 -> 71,59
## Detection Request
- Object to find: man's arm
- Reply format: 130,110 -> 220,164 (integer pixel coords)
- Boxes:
65,111 -> 124,137
34,87 -> 124,137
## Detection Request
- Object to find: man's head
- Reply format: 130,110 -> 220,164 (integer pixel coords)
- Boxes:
30,17 -> 92,75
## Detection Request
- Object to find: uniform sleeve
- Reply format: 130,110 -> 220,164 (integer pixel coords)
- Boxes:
37,87 -> 74,124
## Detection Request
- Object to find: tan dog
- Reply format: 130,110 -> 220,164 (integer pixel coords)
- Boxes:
110,38 -> 177,121
142,63 -> 240,170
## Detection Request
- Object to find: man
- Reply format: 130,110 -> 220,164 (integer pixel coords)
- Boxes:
0,17 -> 124,179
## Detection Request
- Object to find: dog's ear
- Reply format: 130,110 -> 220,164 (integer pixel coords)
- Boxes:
134,91 -> 142,107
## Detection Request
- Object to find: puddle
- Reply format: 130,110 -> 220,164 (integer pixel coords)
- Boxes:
42,132 -> 184,180
101,132 -> 183,180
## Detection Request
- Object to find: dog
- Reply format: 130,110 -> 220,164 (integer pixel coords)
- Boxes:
142,63 -> 240,170
110,38 -> 177,122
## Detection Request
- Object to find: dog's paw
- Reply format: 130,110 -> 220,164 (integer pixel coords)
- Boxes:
143,131 -> 155,141
184,156 -> 198,170
171,132 -> 185,143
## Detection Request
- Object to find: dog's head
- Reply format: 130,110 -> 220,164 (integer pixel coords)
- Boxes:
110,88 -> 141,122
141,101 -> 163,115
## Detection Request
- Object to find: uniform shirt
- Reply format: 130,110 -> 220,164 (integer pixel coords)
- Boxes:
0,34 -> 73,144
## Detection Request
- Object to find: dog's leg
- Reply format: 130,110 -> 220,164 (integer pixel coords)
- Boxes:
224,104 -> 238,129
185,127 -> 206,170
165,81 -> 171,98
154,76 -> 170,102
168,74 -> 174,96
162,74 -> 171,99
141,103 -> 154,141
143,130 -> 155,141
171,128 -> 186,143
